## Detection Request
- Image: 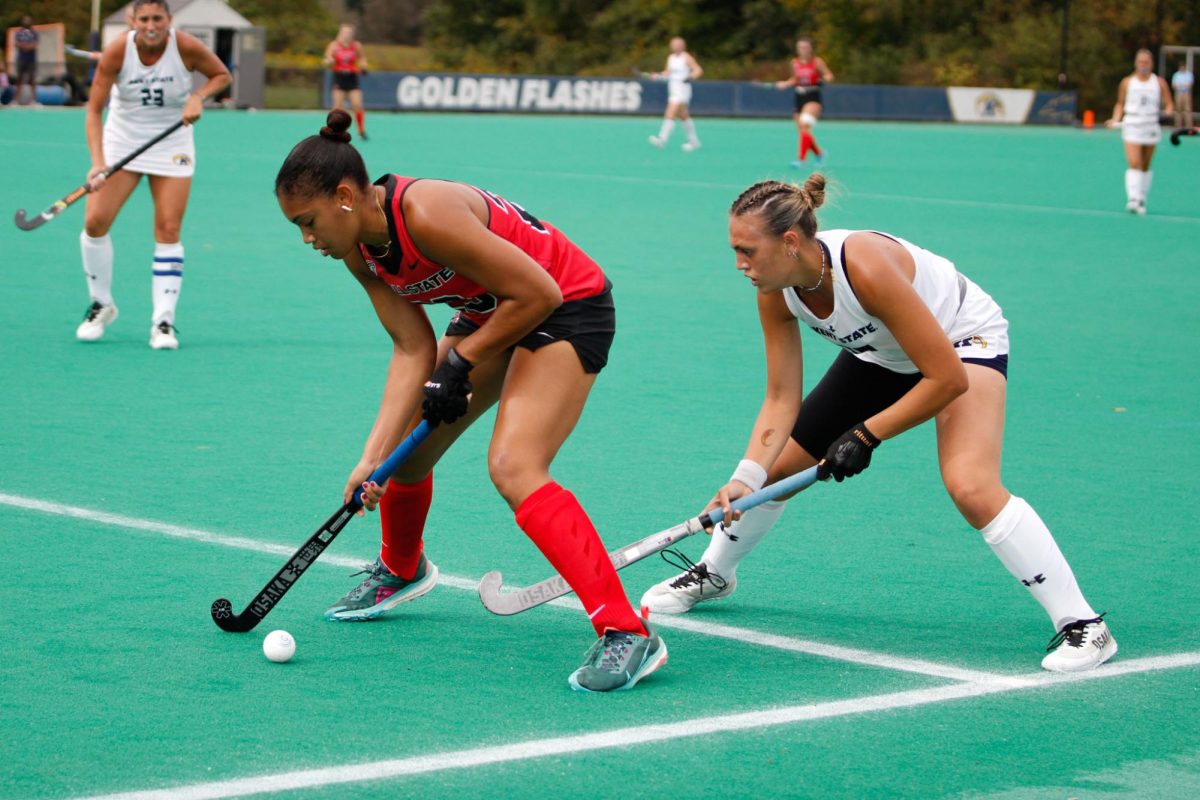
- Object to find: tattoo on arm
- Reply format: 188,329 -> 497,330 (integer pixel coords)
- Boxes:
759,428 -> 775,447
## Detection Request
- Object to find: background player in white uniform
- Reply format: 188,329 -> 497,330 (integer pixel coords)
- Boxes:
1108,49 -> 1173,215
641,175 -> 1117,673
77,0 -> 230,349
648,37 -> 703,151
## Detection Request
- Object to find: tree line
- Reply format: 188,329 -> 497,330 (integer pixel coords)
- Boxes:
6,0 -> 1199,114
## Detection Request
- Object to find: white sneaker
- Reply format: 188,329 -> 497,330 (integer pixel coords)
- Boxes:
76,301 -> 118,341
149,320 -> 179,350
640,557 -> 736,614
1125,199 -> 1139,213
682,140 -> 700,152
648,135 -> 665,148
1041,616 -> 1117,672
1135,201 -> 1147,216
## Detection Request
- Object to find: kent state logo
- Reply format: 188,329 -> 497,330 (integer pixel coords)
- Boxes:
976,92 -> 1005,119
172,153 -> 193,166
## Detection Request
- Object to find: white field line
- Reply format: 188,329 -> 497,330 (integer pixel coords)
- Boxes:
68,651 -> 1200,800
0,492 -> 1003,681
463,166 -> 1200,225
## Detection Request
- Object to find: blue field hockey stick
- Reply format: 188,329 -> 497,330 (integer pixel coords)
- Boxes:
210,420 -> 435,632
478,465 -> 821,615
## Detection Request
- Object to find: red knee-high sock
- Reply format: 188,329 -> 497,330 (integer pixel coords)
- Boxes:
515,482 -> 646,637
799,130 -> 813,160
809,132 -> 822,156
355,109 -> 366,135
379,473 -> 432,579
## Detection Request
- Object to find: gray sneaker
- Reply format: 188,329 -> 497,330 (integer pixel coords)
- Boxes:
324,554 -> 439,621
568,621 -> 668,692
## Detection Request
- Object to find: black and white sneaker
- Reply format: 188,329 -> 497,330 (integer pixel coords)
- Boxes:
1041,614 -> 1118,672
149,320 -> 179,350
639,548 -> 735,615
76,301 -> 118,341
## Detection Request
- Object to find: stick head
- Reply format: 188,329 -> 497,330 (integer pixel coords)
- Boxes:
477,571 -> 505,607
210,597 -> 258,632
13,210 -> 44,231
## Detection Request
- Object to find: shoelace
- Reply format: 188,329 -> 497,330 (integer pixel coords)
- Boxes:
1045,612 -> 1107,652
156,321 -> 178,334
661,548 -> 727,592
594,630 -> 637,672
83,302 -> 103,321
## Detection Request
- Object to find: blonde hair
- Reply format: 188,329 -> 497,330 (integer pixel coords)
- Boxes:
729,174 -> 827,238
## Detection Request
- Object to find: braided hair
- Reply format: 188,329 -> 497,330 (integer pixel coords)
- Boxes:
729,174 -> 826,238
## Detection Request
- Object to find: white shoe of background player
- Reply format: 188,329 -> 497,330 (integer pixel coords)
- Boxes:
149,320 -> 179,350
76,301 -> 118,341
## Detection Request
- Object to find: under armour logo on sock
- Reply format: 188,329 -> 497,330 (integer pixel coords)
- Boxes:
1021,574 -> 1046,587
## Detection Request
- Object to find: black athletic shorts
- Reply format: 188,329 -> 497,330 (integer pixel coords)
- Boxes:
794,86 -> 822,112
790,350 -> 1009,458
333,72 -> 360,92
443,282 -> 616,374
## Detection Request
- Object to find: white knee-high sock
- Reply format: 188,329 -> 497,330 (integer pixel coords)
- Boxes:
1140,170 -> 1153,202
980,495 -> 1097,631
657,118 -> 676,140
699,500 -> 787,578
1124,168 -> 1142,202
151,241 -> 184,325
80,232 -> 114,306
682,118 -> 699,143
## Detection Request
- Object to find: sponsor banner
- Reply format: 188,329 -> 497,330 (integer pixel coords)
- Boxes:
327,72 -> 1073,125
394,73 -> 643,113
946,86 -> 1036,124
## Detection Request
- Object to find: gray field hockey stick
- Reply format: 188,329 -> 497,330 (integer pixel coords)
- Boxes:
478,465 -> 821,616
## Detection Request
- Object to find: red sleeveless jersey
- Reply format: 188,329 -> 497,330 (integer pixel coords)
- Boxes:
792,58 -> 822,87
331,42 -> 360,73
359,175 -> 609,327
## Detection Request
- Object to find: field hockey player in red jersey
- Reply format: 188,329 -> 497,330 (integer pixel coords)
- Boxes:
641,175 -> 1117,673
774,37 -> 833,167
323,24 -> 369,140
274,110 -> 668,693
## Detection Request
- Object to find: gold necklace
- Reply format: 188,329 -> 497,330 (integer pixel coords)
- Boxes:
366,198 -> 392,258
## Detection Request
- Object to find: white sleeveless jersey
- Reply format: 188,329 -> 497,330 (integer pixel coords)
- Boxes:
1124,74 -> 1162,122
666,53 -> 691,84
107,29 -> 193,137
782,229 -> 1009,374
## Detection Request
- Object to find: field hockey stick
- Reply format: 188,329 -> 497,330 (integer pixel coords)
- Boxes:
65,44 -> 97,59
209,420 -> 435,633
478,465 -> 821,616
632,67 -> 660,80
14,119 -> 186,232
1170,127 -> 1198,145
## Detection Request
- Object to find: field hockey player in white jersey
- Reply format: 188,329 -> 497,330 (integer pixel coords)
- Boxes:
648,37 -> 703,151
641,175 -> 1118,673
1108,49 -> 1173,215
77,0 -> 230,349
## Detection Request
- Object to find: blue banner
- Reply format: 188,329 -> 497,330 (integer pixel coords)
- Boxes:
326,72 -> 1075,125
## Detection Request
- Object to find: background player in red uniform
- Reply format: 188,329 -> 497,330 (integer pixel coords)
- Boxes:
774,37 -> 833,166
274,110 -> 667,693
322,24 -> 369,140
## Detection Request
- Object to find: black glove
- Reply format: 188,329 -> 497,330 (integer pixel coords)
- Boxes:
422,347 -> 473,426
818,423 -> 880,482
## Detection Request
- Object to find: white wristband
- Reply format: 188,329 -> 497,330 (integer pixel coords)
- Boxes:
730,459 -> 767,492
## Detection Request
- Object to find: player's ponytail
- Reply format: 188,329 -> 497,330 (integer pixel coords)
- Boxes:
275,110 -> 369,199
730,174 -> 827,239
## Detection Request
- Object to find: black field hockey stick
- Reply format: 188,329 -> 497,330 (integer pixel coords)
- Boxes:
478,465 -> 821,616
210,420 -> 435,632
1170,127 -> 1198,146
13,120 -> 186,231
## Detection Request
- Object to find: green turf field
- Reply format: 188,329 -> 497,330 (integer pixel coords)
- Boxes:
1,107 -> 1198,799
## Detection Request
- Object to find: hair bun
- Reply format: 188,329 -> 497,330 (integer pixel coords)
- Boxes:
802,173 -> 827,210
320,109 -> 353,143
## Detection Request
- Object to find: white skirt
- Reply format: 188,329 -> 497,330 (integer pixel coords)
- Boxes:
103,119 -> 196,177
667,80 -> 692,105
1122,118 -> 1162,146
